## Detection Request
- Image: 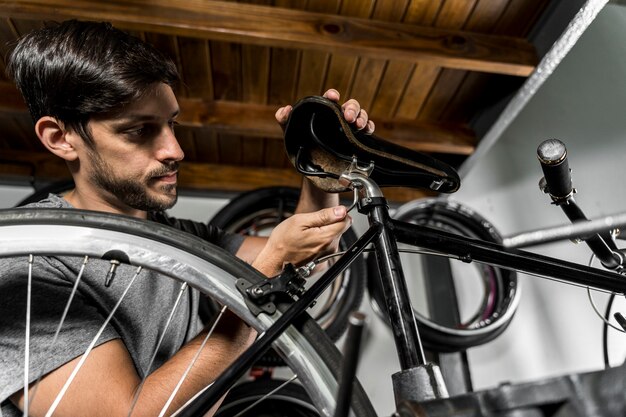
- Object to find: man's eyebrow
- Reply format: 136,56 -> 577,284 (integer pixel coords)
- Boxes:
112,109 -> 180,125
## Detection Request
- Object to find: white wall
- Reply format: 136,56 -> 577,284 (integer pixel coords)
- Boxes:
453,2 -> 626,391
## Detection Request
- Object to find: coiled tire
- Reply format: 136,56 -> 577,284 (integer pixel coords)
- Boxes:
210,186 -> 367,342
367,198 -> 520,352
216,379 -> 319,417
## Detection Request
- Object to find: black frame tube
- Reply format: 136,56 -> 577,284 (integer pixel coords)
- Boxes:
334,312 -> 366,417
179,223 -> 382,416
393,220 -> 626,293
182,192 -> 626,416
559,200 -> 621,268
369,204 -> 427,369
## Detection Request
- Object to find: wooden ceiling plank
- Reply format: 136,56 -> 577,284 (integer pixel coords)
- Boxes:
264,139 -> 291,169
417,68 -> 467,122
242,44 -> 270,104
268,48 -> 300,106
346,58 -> 385,111
435,0 -> 478,30
210,41 -> 242,101
493,0 -> 550,36
173,126 -> 197,162
413,0 -> 475,123
217,133 -> 242,165
193,128 -> 220,164
0,149 -> 440,202
395,63 -> 441,120
0,18 -> 18,76
0,0 -> 537,76
440,71 -> 491,122
295,50 -> 329,98
0,117 -> 24,150
323,0 -> 373,100
292,1 -> 340,104
346,0 -> 413,112
241,136 -> 266,167
392,0 -> 445,120
394,0 -> 474,121
358,1 -> 411,120
177,37 -> 213,99
464,0 -> 509,33
323,54 -> 359,98
0,81 -> 476,155
370,61 -> 414,119
0,81 -> 284,135
404,0 -> 444,25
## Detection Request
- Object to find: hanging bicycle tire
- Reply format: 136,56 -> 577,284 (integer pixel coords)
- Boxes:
209,186 -> 367,343
367,198 -> 520,352
216,379 -> 319,417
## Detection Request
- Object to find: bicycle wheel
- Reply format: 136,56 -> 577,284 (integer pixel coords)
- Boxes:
209,186 -> 367,342
368,198 -> 520,352
0,208 -> 376,417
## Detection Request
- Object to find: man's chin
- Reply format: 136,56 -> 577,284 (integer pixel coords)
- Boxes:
142,187 -> 177,211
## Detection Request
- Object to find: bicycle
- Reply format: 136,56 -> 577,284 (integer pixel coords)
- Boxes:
2,96 -> 626,417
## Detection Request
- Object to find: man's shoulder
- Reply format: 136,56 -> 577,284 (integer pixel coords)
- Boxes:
21,193 -> 72,209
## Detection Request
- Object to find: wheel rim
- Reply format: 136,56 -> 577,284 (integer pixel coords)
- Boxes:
0,208 -> 343,416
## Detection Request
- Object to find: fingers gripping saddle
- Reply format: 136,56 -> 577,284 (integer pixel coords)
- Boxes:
283,96 -> 461,194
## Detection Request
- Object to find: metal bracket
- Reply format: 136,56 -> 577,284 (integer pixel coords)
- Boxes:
236,264 -> 308,317
339,156 -> 375,189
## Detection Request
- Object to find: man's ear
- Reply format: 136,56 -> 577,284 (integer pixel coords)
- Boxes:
35,116 -> 79,161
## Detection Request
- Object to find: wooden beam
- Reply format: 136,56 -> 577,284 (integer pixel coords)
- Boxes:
0,0 -> 537,76
0,150 -> 435,202
0,82 -> 476,155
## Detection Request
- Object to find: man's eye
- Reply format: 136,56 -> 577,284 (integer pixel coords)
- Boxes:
127,128 -> 144,136
168,120 -> 179,131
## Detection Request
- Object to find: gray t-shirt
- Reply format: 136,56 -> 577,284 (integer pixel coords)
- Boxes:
0,195 -> 244,415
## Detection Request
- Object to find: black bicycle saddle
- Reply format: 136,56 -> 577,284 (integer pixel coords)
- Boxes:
283,95 -> 461,193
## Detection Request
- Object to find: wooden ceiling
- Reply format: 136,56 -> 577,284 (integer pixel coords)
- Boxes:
0,0 -> 556,202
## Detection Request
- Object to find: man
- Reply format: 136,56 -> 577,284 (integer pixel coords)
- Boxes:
1,20 -> 374,416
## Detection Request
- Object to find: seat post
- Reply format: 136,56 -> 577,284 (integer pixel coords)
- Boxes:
342,170 -> 449,405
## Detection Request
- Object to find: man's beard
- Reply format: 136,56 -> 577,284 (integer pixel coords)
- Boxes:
88,151 -> 178,212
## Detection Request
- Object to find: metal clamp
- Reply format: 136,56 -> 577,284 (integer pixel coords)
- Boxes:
236,264 -> 308,316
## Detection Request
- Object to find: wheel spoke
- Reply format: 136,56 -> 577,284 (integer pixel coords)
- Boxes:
30,256 -> 90,406
45,266 -> 143,417
232,374 -> 299,417
127,282 -> 189,417
23,255 -> 34,417
158,305 -> 228,417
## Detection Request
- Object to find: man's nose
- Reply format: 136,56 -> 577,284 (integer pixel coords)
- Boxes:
156,126 -> 184,162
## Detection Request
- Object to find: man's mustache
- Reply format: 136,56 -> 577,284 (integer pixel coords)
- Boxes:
149,162 -> 179,178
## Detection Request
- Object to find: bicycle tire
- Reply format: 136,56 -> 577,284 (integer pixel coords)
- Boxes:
209,186 -> 367,342
367,198 -> 520,352
215,379 -> 319,417
0,208 -> 377,417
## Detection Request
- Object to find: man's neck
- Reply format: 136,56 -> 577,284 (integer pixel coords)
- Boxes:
63,189 -> 148,219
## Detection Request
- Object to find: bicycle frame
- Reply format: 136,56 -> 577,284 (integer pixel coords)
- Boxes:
182,170 -> 626,416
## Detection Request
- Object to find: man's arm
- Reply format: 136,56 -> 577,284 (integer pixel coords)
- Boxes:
236,88 -> 375,273
11,312 -> 254,417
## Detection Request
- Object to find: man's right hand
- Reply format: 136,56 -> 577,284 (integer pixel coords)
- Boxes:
250,205 -> 351,276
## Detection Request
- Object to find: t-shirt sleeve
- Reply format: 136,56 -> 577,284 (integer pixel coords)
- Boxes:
149,212 -> 245,255
0,257 -> 119,404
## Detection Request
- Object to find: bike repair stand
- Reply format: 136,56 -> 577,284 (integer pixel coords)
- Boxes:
339,160 -> 450,408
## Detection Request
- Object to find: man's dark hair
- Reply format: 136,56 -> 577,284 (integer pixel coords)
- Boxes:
6,20 -> 180,145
